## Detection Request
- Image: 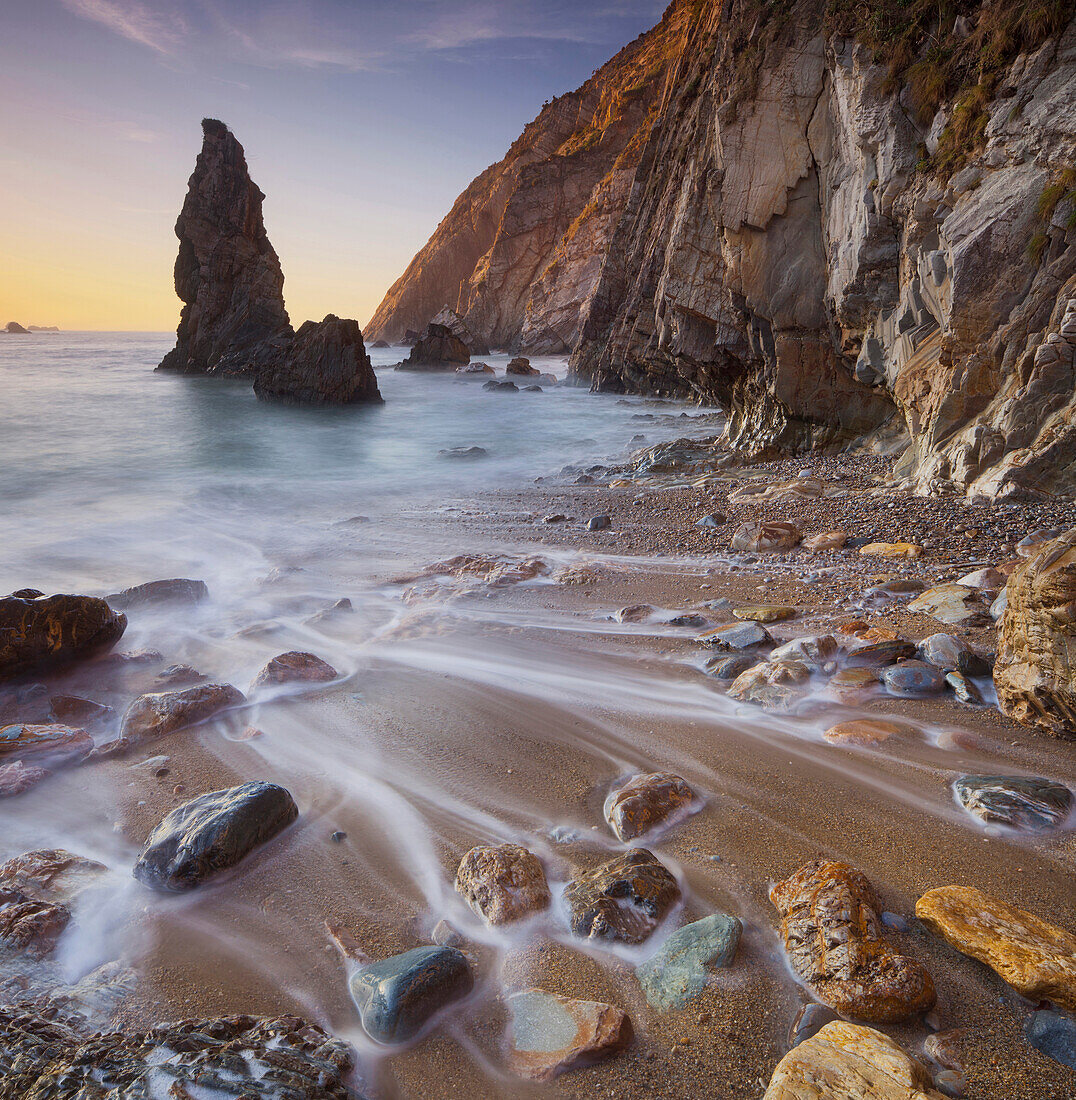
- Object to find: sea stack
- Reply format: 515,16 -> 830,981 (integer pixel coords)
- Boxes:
159,119 -> 381,406
158,119 -> 291,377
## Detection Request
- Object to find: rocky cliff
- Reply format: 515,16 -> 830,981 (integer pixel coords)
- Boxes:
364,4 -> 689,353
371,1 -> 1076,498
160,120 -> 380,405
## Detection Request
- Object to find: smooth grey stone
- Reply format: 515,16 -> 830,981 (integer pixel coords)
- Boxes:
788,1003 -> 838,1049
919,633 -> 990,676
134,781 -> 297,892
1026,1009 -> 1076,1070
953,775 -> 1073,832
587,515 -> 611,531
701,621 -> 772,651
946,671 -> 983,704
348,946 -> 473,1043
636,913 -> 742,1010
883,659 -> 946,696
703,654 -> 758,681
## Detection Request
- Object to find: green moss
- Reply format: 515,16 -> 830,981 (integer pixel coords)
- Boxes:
1027,232 -> 1049,264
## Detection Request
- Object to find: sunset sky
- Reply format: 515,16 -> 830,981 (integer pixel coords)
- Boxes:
1,0 -> 664,331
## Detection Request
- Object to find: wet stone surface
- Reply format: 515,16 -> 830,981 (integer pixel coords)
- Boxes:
635,912 -> 742,1010
952,775 -> 1073,831
564,849 -> 680,945
348,945 -> 473,1044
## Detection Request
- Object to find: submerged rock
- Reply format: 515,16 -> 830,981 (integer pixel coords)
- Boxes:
0,594 -> 126,681
438,445 -> 488,459
134,780 -> 298,892
882,660 -> 946,697
506,988 -> 632,1080
703,653 -> 758,681
348,945 -> 473,1043
0,1009 -> 358,1099
763,1020 -> 945,1099
770,634 -> 838,672
823,718 -> 909,747
0,759 -> 50,797
506,357 -> 540,376
916,886 -> 1076,1009
564,849 -> 680,945
254,314 -> 383,405
952,774 -> 1073,831
603,772 -> 695,841
698,621 -> 772,651
455,843 -> 551,925
250,651 -> 338,690
636,912 -> 741,1010
105,578 -> 208,610
728,659 -> 810,712
994,528 -> 1076,737
770,860 -> 936,1023
112,682 -> 244,754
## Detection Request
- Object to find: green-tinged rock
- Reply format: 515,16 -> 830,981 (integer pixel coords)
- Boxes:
636,913 -> 742,1010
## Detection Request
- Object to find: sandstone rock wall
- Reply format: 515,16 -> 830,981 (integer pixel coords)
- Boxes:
371,1 -> 1076,497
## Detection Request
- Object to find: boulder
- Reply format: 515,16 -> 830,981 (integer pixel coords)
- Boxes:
698,621 -> 772,650
483,379 -> 519,391
882,660 -> 946,696
787,1003 -> 839,1049
105,578 -> 208,610
396,323 -> 470,370
728,659 -> 810,711
915,886 -> 1076,1009
371,338 -> 390,348
770,860 -> 936,1023
952,774 -> 1072,831
429,306 -> 489,355
0,759 -> 50,797
730,521 -> 802,552
615,604 -> 652,623
0,683 -> 52,724
438,445 -> 488,459
110,682 -> 244,754
918,634 -> 990,677
158,119 -> 292,376
994,528 -> 1076,737
636,913 -> 742,1010
0,593 -> 126,681
1026,1009 -> 1076,1071
506,357 -> 540,376
771,634 -> 838,672
253,315 -> 382,405
4,321 -> 29,334
0,723 -> 92,765
348,945 -> 473,1043
603,772 -> 696,841
828,666 -> 882,699
506,988 -> 632,1080
134,780 -> 299,891
564,848 -> 680,944
845,640 -> 917,667
454,843 -> 551,925
803,530 -> 847,551
0,897 -> 70,958
250,651 -> 338,691
763,1020 -> 946,1099
859,542 -> 923,560
732,604 -> 795,623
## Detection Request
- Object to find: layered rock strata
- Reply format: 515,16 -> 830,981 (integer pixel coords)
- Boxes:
370,1 -> 1076,496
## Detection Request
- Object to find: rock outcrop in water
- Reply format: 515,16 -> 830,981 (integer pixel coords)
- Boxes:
368,1 -> 1076,497
0,594 -> 126,682
159,120 -> 381,405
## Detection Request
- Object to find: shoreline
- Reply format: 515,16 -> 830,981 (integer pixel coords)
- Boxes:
4,419 -> 1075,1099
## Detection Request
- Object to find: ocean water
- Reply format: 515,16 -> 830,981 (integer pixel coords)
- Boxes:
0,331 -> 713,595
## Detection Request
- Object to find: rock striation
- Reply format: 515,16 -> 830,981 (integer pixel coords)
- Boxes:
994,527 -> 1076,736
158,119 -> 381,405
369,1 -> 1076,497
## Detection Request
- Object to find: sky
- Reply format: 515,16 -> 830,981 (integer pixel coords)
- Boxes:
0,0 -> 665,331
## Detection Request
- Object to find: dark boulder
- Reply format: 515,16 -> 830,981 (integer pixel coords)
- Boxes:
250,651 -> 338,691
253,315 -> 382,406
371,339 -> 390,348
506,356 -> 540,376
4,321 -> 29,334
105,577 -> 209,610
483,379 -> 518,392
430,306 -> 489,356
0,594 -> 126,681
134,781 -> 298,891
348,945 -> 473,1043
396,323 -> 470,371
107,682 -> 245,755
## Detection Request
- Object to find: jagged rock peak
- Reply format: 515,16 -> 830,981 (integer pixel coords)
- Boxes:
158,118 -> 291,376
158,120 -> 381,406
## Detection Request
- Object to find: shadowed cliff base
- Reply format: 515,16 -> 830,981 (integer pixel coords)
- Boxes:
158,119 -> 381,407
368,0 -> 1076,498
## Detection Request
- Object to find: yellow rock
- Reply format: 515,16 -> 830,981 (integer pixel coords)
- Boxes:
823,718 -> 909,746
732,605 -> 795,623
859,542 -> 923,560
915,886 -> 1076,1010
763,1021 -> 945,1099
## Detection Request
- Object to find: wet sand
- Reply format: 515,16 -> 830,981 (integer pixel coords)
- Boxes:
63,447 -> 1076,1099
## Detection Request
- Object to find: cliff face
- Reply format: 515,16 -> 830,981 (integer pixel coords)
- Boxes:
570,1 -> 1076,500
364,5 -> 690,353
371,1 -> 1076,498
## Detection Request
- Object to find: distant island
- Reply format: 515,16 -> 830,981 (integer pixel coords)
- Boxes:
3,321 -> 59,333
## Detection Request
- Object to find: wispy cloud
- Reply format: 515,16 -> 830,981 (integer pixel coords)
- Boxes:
60,0 -> 188,54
